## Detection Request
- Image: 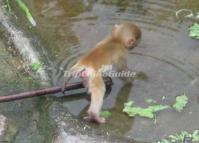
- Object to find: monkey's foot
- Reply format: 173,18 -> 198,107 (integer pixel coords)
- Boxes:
84,115 -> 106,124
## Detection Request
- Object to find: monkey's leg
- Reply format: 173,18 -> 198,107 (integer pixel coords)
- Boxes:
84,75 -> 106,123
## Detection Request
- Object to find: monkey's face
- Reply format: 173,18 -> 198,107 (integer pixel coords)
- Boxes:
112,22 -> 141,50
127,36 -> 141,50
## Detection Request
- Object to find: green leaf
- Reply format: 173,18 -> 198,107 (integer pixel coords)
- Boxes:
189,23 -> 199,40
24,76 -> 33,80
169,135 -> 178,141
148,105 -> 170,112
123,107 -> 154,118
100,111 -> 112,118
6,0 -> 11,12
161,139 -> 170,143
31,62 -> 43,71
192,130 -> 199,141
124,101 -> 134,107
157,130 -> 199,143
173,93 -> 188,112
16,0 -> 36,26
146,98 -> 156,104
123,101 -> 169,119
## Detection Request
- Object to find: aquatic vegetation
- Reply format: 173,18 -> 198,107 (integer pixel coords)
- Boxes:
16,0 -> 36,26
123,101 -> 169,119
3,0 -> 36,26
60,0 -> 84,17
146,98 -> 157,104
123,93 -> 189,119
175,10 -> 199,40
189,23 -> 199,40
157,130 -> 199,143
173,93 -> 188,112
176,9 -> 194,19
100,110 -> 112,118
175,9 -> 199,20
5,0 -> 11,12
31,62 -> 43,72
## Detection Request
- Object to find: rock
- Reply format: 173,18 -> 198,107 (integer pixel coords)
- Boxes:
49,103 -> 136,143
0,115 -> 7,139
0,115 -> 17,143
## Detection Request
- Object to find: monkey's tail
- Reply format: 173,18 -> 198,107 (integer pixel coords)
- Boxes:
62,63 -> 85,93
64,63 -> 85,78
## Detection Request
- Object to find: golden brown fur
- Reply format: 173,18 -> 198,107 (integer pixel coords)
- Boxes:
63,21 -> 141,123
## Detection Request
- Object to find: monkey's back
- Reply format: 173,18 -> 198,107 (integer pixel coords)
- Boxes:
79,40 -> 128,70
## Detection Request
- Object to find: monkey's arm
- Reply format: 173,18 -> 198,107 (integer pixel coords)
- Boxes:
115,58 -> 136,83
115,58 -> 148,82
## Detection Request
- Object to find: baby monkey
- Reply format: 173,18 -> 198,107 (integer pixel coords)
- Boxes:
63,22 -> 141,123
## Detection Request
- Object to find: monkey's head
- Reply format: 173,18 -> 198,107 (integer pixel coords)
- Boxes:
112,22 -> 141,49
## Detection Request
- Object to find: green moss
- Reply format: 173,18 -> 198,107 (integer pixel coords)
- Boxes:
60,0 -> 84,17
3,119 -> 18,143
35,98 -> 54,143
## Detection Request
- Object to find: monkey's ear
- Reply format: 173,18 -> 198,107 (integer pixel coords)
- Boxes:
114,24 -> 119,28
126,38 -> 135,48
112,24 -> 119,34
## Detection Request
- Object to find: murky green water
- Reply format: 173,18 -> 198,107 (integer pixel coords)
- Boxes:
1,0 -> 199,142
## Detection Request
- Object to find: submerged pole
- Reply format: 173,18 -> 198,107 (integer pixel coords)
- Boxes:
0,77 -> 113,103
0,82 -> 83,103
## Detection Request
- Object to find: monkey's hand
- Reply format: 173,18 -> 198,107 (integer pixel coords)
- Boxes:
118,69 -> 136,84
122,68 -> 148,82
84,112 -> 106,124
129,70 -> 148,81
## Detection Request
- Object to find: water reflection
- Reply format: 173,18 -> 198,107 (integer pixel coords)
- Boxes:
1,0 -> 199,142
31,0 -> 199,142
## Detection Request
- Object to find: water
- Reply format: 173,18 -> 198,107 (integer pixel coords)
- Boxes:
0,0 -> 199,142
